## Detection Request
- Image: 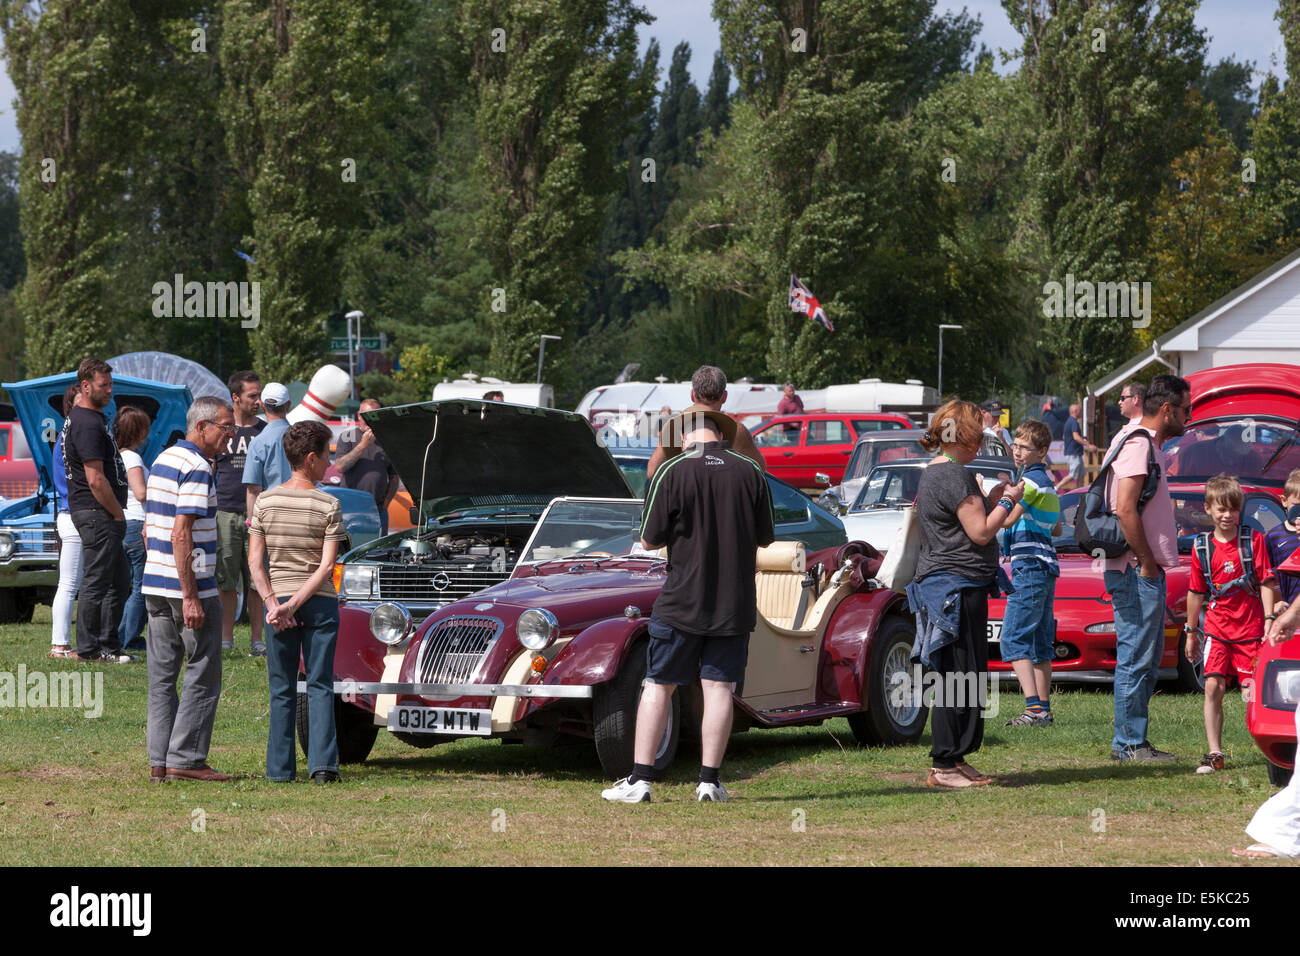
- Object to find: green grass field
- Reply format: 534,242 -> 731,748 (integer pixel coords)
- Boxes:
0,606 -> 1292,866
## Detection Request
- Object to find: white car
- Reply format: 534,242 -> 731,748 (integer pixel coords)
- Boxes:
840,458 -> 1016,551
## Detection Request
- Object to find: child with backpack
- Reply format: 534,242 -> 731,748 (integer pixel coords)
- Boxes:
1185,474 -> 1279,774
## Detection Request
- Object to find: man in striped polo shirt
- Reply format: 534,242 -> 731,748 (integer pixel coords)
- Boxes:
143,396 -> 235,783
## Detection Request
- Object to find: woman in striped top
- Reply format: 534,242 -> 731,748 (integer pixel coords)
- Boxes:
248,421 -> 348,784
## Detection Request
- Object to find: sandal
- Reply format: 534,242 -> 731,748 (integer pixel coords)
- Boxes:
48,646 -> 74,659
1231,843 -> 1285,859
955,760 -> 993,783
926,767 -> 990,789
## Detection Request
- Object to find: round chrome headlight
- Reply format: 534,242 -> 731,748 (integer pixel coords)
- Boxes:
516,608 -> 559,651
0,531 -> 13,561
369,602 -> 412,646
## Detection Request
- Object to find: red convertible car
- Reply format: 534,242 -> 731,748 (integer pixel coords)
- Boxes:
305,496 -> 921,777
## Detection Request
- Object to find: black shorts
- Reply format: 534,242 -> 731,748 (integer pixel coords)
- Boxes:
645,613 -> 748,685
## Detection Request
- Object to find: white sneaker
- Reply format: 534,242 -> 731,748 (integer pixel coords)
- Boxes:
696,781 -> 729,802
601,776 -> 651,803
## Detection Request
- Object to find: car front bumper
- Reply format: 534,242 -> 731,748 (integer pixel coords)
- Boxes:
297,679 -> 593,700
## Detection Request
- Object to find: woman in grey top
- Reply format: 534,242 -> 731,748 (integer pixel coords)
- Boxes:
908,399 -> 1023,788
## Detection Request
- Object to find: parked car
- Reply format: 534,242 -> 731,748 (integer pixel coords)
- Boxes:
0,421 -> 38,499
308,495 -> 919,776
603,436 -> 848,553
1249,633 -> 1300,786
334,400 -> 636,617
839,457 -> 1014,551
817,429 -> 1011,515
750,413 -> 914,488
0,371 -> 380,624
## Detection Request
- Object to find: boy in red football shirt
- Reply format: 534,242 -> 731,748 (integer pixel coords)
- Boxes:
1185,475 -> 1279,774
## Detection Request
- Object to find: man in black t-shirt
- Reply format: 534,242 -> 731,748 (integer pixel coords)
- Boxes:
63,357 -> 134,663
334,398 -> 397,536
213,370 -> 266,654
601,409 -> 774,805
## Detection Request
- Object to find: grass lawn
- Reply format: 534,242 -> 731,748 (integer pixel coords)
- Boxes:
0,605 -> 1293,866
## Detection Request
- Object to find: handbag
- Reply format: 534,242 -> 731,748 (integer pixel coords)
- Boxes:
1073,430 -> 1160,559
875,504 -> 920,594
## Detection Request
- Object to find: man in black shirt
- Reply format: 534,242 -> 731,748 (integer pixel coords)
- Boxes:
214,370 -> 266,654
601,409 -> 775,804
63,357 -> 134,662
334,398 -> 397,536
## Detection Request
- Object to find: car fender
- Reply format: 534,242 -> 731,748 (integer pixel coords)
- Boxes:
327,602 -> 392,717
819,588 -> 909,706
543,617 -> 648,688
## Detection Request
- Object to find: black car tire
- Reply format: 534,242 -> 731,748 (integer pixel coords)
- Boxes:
848,615 -> 928,746
1176,630 -> 1206,693
1267,760 -> 1293,787
0,588 -> 34,624
593,641 -> 680,779
296,689 -> 379,764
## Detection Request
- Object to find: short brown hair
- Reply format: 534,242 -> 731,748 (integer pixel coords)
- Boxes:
1285,468 -> 1300,502
113,405 -> 151,452
77,358 -> 111,384
1015,419 -> 1051,452
228,369 -> 260,397
1204,473 -> 1243,511
921,399 -> 983,454
283,421 -> 331,470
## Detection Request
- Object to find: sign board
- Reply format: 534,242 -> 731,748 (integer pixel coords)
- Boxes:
330,336 -> 383,351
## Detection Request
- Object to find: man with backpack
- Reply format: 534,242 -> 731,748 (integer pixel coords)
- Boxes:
1097,374 -> 1190,762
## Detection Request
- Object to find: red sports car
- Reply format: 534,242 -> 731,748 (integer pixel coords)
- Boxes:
751,413 -> 914,488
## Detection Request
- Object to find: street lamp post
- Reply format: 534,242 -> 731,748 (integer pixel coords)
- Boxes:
345,310 -> 364,402
937,323 -> 963,398
537,334 -> 561,384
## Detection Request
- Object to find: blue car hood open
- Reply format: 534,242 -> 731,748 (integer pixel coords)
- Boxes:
3,372 -> 192,499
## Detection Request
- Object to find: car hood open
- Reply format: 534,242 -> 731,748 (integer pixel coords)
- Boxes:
2,371 -> 192,498
364,400 -> 634,505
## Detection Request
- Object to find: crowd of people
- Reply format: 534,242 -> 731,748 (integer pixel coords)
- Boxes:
48,358 -> 395,784
32,357 -> 1299,851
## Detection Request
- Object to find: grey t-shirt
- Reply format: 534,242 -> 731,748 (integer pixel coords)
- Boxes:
913,460 -> 997,581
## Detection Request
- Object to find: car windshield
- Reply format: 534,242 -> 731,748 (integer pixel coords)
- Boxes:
844,438 -> 926,481
848,463 -> 1011,513
1163,420 -> 1300,487
1054,490 -> 1285,553
519,499 -> 648,564
612,455 -> 650,496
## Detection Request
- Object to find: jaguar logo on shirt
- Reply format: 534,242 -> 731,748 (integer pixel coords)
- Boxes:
704,455 -> 725,466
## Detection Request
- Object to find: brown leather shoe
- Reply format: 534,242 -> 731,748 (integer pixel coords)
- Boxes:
150,766 -> 166,782
926,767 -> 991,789
955,760 -> 993,783
165,765 -> 232,782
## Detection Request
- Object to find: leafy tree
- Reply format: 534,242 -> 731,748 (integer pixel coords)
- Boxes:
701,50 -> 733,137
1005,0 -> 1207,392
1200,57 -> 1257,151
459,0 -> 656,386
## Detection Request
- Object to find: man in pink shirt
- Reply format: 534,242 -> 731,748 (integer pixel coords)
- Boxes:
777,382 -> 804,415
1101,373 -> 1190,762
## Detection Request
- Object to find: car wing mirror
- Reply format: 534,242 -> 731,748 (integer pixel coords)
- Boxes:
814,472 -> 829,486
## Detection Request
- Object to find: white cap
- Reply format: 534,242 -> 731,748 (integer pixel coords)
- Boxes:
262,382 -> 290,408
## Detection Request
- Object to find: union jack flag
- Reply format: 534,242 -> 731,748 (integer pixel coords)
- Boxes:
789,274 -> 833,332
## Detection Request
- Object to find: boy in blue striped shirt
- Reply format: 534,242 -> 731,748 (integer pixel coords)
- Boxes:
1000,419 -> 1062,726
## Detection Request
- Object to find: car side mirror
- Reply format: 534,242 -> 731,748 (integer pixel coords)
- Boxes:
814,472 -> 830,486
409,507 -> 420,525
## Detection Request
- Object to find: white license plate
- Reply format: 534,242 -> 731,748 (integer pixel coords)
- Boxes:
987,620 -> 1003,642
387,705 -> 492,736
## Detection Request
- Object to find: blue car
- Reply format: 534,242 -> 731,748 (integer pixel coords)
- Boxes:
0,371 -> 380,624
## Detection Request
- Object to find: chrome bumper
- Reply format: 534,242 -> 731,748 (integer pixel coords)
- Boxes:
297,680 -> 593,700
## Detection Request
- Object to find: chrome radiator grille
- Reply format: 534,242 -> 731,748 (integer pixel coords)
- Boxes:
377,566 -> 510,604
3,526 -> 58,558
415,616 -> 503,684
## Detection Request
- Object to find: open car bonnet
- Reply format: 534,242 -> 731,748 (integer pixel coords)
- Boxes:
3,372 -> 192,498
363,400 -> 634,506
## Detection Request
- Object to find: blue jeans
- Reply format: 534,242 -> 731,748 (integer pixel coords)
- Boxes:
1000,561 -> 1057,664
266,593 -> 339,780
118,520 -> 147,650
1104,565 -> 1166,751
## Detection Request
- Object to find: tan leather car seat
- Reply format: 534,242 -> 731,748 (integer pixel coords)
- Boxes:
754,540 -> 807,629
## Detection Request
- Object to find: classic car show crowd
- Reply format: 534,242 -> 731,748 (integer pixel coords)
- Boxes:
11,357 -> 1300,858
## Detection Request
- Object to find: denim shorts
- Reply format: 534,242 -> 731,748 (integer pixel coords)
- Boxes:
645,613 -> 748,685
999,560 -> 1057,664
